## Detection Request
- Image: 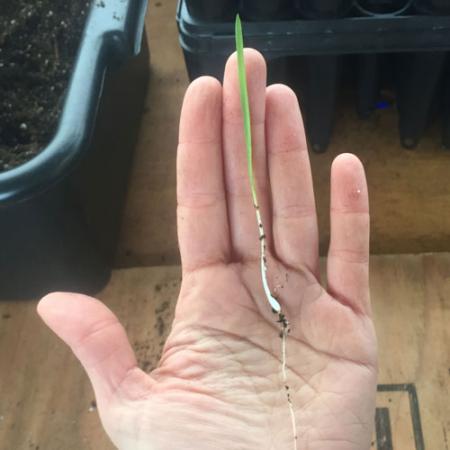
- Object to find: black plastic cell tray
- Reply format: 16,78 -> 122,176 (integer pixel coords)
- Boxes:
0,0 -> 149,299
178,3 -> 450,58
178,0 -> 450,151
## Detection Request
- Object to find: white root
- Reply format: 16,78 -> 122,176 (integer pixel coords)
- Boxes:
254,205 -> 298,449
255,207 -> 280,312
282,326 -> 298,450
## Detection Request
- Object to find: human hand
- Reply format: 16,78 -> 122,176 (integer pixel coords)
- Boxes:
38,49 -> 377,450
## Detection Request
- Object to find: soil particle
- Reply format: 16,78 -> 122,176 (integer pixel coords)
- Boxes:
135,295 -> 176,373
155,300 -> 169,314
88,399 -> 97,412
0,0 -> 90,172
2,313 -> 11,319
156,315 -> 165,337
277,312 -> 289,329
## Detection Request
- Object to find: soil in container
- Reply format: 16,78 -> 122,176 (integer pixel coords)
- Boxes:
0,0 -> 90,173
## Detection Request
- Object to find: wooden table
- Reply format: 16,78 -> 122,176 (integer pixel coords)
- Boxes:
1,254 -> 449,449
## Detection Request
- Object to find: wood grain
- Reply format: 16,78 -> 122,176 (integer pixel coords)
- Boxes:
0,266 -> 181,450
1,254 -> 449,449
116,0 -> 186,268
370,254 -> 450,449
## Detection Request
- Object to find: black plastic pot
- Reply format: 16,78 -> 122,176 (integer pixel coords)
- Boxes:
294,55 -> 341,152
415,0 -> 450,14
356,54 -> 380,118
394,51 -> 446,148
185,0 -> 238,21
292,1 -> 350,151
177,0 -> 450,150
406,1 -> 450,149
294,0 -> 354,19
240,0 -> 292,86
0,0 -> 149,299
240,0 -> 294,20
355,0 -> 413,15
178,2 -> 450,59
442,57 -> 450,149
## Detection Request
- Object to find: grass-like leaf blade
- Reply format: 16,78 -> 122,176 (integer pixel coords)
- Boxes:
235,14 -> 258,207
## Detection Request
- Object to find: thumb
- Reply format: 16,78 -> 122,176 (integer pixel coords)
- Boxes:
37,293 -> 153,409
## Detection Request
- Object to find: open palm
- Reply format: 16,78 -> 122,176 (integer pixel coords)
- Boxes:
38,50 -> 377,450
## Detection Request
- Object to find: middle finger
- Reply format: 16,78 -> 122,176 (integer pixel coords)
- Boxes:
222,49 -> 271,261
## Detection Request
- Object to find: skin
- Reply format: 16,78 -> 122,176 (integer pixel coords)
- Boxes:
38,49 -> 377,450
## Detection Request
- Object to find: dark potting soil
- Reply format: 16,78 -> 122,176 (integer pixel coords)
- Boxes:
0,0 -> 91,173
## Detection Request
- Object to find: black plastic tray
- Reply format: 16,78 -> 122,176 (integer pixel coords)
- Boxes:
178,3 -> 450,58
0,0 -> 149,299
177,0 -> 450,151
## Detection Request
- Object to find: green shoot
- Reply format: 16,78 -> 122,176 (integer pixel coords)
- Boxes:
235,15 -> 298,449
235,15 -> 257,208
235,14 -> 281,314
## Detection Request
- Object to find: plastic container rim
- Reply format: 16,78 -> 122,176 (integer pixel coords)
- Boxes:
0,0 -> 148,205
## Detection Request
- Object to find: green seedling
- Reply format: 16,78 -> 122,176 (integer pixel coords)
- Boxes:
235,15 -> 281,315
235,15 -> 298,449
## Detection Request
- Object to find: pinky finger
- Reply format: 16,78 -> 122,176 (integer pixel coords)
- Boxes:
327,153 -> 371,316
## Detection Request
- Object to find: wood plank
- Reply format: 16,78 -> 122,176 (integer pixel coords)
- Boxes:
116,0 -> 450,267
0,266 -> 180,450
369,254 -> 450,449
1,255 -> 449,449
116,0 -> 185,267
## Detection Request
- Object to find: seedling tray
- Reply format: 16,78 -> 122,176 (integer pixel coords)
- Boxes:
178,0 -> 450,150
0,0 -> 149,299
179,13 -> 450,57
